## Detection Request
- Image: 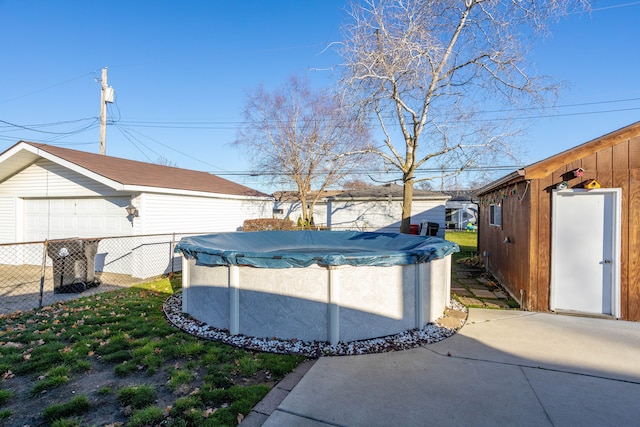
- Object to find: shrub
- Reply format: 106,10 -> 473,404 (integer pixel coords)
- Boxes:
242,218 -> 296,231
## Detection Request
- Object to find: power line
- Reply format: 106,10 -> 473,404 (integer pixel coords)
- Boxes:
114,124 -> 154,162
113,123 -> 229,171
210,166 -> 524,177
472,106 -> 640,122
0,117 -> 98,130
473,97 -> 640,114
0,71 -> 98,105
571,0 -> 640,14
39,123 -> 99,144
3,94 -> 639,134
112,96 -> 640,129
0,118 -> 99,135
116,120 -> 241,130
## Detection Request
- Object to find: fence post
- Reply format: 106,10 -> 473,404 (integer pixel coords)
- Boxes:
169,233 -> 176,280
39,240 -> 48,309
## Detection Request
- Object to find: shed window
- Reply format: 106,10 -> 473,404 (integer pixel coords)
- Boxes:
489,204 -> 501,226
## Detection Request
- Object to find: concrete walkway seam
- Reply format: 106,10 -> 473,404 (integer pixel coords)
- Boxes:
520,365 -> 555,426
274,408 -> 348,427
464,311 -> 538,324
421,346 -> 640,386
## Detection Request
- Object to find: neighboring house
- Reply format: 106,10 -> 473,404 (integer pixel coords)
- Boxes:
273,184 -> 450,235
272,190 -> 341,227
326,184 -> 450,237
0,141 -> 272,277
444,190 -> 478,230
475,121 -> 640,321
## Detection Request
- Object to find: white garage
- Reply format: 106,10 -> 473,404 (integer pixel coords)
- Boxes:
0,141 -> 273,278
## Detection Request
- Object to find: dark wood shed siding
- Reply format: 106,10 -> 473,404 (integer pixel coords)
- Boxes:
478,128 -> 640,321
478,178 -> 531,306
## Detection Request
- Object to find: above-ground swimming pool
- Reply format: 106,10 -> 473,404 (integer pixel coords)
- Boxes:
175,230 -> 458,345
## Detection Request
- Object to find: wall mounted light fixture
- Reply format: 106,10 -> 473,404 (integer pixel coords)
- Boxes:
126,204 -> 139,217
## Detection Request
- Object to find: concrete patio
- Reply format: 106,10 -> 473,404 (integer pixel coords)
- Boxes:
246,308 -> 640,426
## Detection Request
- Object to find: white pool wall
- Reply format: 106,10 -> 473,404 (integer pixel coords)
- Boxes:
181,254 -> 451,344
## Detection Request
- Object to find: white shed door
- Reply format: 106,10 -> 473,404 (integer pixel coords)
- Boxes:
24,197 -> 132,241
550,189 -> 620,317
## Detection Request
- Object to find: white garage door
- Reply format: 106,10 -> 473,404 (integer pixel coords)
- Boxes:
24,197 -> 132,241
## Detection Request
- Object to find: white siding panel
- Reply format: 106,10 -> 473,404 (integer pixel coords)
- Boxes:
328,198 -> 448,235
138,193 -> 273,234
128,193 -> 272,278
0,197 -> 16,243
273,201 -> 328,227
411,200 -> 447,238
0,197 -> 23,268
0,159 -> 119,197
329,200 -> 400,231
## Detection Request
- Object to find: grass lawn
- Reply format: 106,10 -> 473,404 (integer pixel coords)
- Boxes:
445,230 -> 478,262
0,275 -> 306,426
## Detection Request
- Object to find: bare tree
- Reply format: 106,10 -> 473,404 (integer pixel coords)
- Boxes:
236,76 -> 370,223
339,0 -> 588,233
155,156 -> 178,168
343,178 -> 376,190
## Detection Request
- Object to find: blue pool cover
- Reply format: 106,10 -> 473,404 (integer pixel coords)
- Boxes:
175,230 -> 459,268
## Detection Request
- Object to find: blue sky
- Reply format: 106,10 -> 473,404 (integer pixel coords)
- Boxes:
1,0 -> 639,193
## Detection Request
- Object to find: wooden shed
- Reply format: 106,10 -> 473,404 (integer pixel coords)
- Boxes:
476,121 -> 640,321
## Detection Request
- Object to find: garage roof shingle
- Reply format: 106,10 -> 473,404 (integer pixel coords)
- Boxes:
18,142 -> 268,197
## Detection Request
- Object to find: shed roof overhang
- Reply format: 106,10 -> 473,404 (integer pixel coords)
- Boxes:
474,170 -> 525,197
475,120 -> 640,196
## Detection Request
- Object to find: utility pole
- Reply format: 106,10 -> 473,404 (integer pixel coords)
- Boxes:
99,67 -> 114,155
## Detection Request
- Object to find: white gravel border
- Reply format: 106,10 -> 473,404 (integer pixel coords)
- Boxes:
163,292 -> 467,357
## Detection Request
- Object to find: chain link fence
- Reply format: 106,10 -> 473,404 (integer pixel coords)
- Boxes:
0,232 -> 209,315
